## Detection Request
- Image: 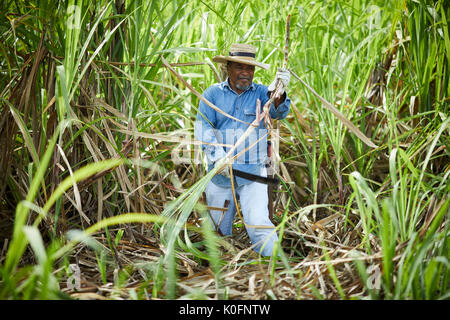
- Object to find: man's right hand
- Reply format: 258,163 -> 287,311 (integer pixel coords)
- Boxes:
214,158 -> 231,178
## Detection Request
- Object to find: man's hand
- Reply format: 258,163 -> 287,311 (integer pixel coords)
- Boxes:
214,158 -> 231,178
268,68 -> 291,94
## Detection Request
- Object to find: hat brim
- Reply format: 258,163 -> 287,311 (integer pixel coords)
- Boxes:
212,55 -> 270,70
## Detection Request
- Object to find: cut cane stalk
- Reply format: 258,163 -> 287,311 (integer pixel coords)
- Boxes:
289,69 -> 378,149
161,55 -> 250,125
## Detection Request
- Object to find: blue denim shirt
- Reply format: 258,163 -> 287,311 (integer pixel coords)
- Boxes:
194,78 -> 290,187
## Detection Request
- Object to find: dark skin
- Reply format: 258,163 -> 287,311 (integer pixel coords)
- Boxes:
226,61 -> 285,107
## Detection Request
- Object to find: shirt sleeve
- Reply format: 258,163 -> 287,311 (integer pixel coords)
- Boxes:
262,86 -> 291,120
194,88 -> 228,164
269,92 -> 291,120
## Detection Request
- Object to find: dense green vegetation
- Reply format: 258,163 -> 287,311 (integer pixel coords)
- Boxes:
0,0 -> 448,300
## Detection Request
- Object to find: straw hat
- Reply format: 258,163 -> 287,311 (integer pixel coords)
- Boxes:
212,43 -> 270,70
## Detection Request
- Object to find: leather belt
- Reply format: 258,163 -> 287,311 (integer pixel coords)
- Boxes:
232,169 -> 280,186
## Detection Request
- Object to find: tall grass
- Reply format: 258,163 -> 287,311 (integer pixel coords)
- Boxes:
0,0 -> 448,299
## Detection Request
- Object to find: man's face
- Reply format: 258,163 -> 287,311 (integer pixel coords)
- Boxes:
227,62 -> 255,94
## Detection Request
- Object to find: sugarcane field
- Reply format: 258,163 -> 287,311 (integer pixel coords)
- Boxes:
0,0 -> 449,303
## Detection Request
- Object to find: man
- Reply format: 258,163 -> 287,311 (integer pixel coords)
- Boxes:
194,43 -> 290,256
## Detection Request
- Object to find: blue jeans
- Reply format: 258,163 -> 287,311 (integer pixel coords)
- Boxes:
205,178 -> 278,256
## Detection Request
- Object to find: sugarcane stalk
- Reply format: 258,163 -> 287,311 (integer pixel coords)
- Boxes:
264,15 -> 291,222
271,14 -> 291,101
283,14 -> 291,70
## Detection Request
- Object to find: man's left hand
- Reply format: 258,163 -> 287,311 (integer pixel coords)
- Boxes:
268,68 -> 291,94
